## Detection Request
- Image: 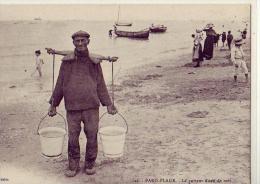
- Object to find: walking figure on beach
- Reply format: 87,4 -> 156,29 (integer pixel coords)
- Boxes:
227,31 -> 233,50
192,39 -> 203,67
31,50 -> 44,77
202,23 -> 217,60
221,32 -> 226,47
230,37 -> 248,84
109,29 -> 113,37
47,30 -> 118,177
214,33 -> 220,47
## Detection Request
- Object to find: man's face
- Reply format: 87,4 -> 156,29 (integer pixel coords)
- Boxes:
73,36 -> 89,52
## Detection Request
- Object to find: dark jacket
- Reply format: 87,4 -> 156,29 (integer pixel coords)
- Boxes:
214,34 -> 220,43
50,52 -> 112,111
221,33 -> 226,42
227,34 -> 233,43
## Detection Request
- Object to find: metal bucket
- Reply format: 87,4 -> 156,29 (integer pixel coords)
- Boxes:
98,112 -> 128,158
37,113 -> 67,157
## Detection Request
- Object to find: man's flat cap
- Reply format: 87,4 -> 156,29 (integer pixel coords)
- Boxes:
71,30 -> 90,39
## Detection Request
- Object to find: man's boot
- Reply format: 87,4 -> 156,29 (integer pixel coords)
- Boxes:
64,167 -> 80,177
84,162 -> 96,175
65,160 -> 80,177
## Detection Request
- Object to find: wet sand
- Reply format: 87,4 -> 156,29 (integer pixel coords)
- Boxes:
0,41 -> 250,184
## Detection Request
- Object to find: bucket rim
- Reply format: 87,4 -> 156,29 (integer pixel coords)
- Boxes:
99,112 -> 128,134
41,153 -> 62,158
37,112 -> 67,135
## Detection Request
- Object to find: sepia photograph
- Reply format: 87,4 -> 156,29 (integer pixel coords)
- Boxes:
0,1 -> 258,184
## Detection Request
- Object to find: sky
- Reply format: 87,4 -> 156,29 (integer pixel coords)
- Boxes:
0,4 -> 250,21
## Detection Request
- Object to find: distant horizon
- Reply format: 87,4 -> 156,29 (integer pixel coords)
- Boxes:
0,19 -> 250,23
0,4 -> 250,21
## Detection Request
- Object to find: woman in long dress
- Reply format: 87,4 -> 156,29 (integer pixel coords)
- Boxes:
203,24 -> 217,60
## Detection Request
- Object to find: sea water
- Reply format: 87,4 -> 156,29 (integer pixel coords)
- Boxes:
0,20 -> 247,104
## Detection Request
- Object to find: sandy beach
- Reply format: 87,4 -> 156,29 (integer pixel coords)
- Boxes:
0,35 -> 251,184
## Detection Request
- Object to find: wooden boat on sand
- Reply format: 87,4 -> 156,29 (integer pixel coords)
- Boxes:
149,25 -> 167,33
114,27 -> 150,39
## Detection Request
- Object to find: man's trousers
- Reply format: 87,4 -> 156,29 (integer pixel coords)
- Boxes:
66,108 -> 99,170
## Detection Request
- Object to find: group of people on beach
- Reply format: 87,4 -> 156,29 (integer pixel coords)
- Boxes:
191,23 -> 249,83
30,21 -> 249,177
214,30 -> 233,50
191,23 -> 217,67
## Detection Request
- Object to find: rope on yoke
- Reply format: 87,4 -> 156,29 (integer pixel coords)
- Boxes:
50,53 -> 56,106
52,54 -> 55,92
111,60 -> 115,106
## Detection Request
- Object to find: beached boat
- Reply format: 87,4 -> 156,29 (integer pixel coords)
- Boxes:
149,25 -> 167,33
114,27 -> 150,39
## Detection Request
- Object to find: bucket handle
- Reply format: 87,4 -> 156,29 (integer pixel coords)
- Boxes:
99,112 -> 128,134
37,112 -> 67,135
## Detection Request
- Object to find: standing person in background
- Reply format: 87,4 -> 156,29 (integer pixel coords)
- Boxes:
230,37 -> 248,84
31,50 -> 44,77
47,30 -> 118,177
227,31 -> 233,50
221,32 -> 227,47
202,23 -> 217,60
192,39 -> 204,67
195,29 -> 204,42
109,29 -> 113,37
214,33 -> 220,47
192,29 -> 204,67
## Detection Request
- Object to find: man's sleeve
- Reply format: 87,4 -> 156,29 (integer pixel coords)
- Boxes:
96,64 -> 112,106
49,62 -> 64,106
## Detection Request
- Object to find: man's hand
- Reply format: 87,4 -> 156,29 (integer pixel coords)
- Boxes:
108,56 -> 119,62
48,105 -> 57,117
107,105 -> 118,115
45,48 -> 55,55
